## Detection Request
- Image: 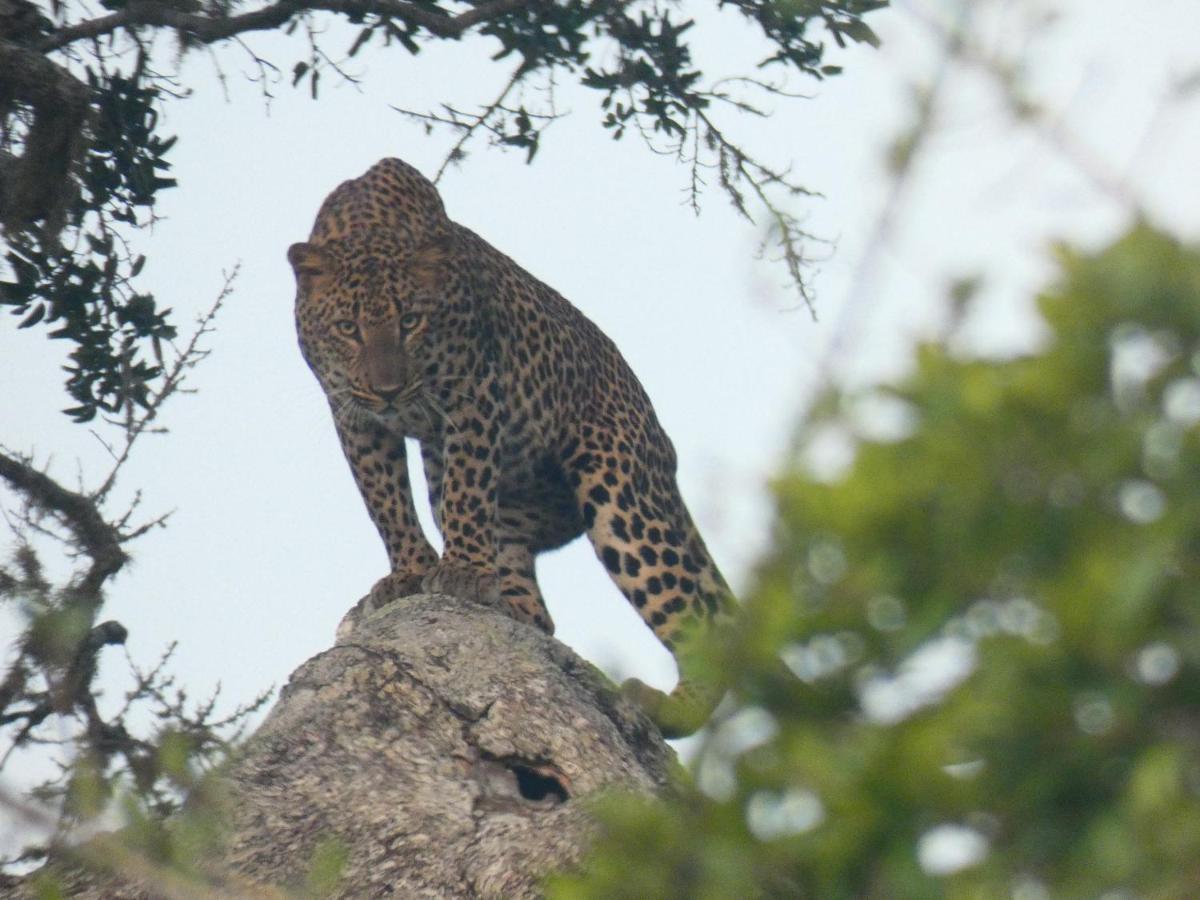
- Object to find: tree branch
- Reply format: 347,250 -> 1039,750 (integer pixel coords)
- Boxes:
0,451 -> 127,601
39,0 -> 531,53
0,38 -> 89,232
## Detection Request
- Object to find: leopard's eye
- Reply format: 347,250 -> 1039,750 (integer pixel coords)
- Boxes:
399,312 -> 422,331
334,319 -> 358,337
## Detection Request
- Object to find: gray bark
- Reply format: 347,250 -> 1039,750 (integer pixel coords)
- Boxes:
1,593 -> 675,898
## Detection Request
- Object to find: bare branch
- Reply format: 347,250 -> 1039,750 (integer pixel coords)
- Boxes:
659,100 -> 825,312
918,9 -> 1142,210
394,63 -> 552,182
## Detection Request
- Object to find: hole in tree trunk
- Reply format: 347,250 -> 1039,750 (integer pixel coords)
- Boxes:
509,762 -> 569,804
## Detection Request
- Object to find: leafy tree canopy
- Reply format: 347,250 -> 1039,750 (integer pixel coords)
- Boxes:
554,224 -> 1200,898
0,0 -> 886,422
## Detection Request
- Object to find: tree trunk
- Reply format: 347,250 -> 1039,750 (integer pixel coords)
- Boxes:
1,593 -> 676,898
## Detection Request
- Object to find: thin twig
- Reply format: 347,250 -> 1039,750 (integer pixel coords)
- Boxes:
395,62 -> 532,183
93,266 -> 238,504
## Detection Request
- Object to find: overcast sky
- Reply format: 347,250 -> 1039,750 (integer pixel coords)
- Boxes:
3,0 -> 1200,813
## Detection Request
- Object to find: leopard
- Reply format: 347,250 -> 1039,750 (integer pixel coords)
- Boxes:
287,158 -> 737,737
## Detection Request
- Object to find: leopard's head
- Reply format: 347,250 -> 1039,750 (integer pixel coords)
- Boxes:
288,230 -> 456,426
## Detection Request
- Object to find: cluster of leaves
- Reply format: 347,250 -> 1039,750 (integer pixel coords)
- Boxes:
573,1 -> 884,159
366,0 -> 886,150
1,64 -> 177,422
554,226 -> 1200,898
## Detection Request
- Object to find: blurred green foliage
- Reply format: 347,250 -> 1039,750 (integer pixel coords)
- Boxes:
553,224 -> 1200,898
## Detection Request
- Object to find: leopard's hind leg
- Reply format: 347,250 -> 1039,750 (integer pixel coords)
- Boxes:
495,528 -> 554,634
566,440 -> 736,737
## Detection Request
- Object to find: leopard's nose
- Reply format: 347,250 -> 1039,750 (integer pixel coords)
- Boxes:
375,385 -> 404,403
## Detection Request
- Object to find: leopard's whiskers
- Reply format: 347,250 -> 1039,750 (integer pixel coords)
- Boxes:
418,391 -> 460,436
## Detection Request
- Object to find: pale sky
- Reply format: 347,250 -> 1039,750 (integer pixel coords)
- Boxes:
3,0 -> 1199,818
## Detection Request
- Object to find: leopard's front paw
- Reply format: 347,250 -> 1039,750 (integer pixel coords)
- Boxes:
422,559 -> 501,608
368,570 -> 427,607
336,570 -> 427,641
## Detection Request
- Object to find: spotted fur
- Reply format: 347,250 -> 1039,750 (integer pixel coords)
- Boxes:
289,158 -> 736,736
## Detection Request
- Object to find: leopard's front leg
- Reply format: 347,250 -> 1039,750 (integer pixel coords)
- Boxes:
421,384 -> 502,607
333,413 -> 438,633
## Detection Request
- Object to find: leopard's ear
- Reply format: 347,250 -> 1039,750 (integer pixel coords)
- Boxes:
287,242 -> 332,279
407,230 -> 458,285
